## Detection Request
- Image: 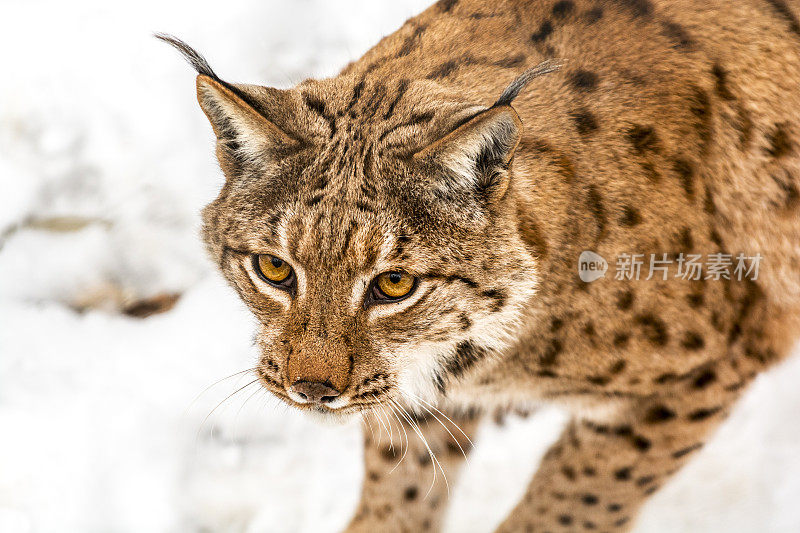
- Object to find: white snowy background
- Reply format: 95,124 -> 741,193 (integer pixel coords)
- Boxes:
1,1 -> 799,532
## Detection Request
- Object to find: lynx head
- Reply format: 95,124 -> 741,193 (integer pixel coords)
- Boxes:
158,34 -> 558,419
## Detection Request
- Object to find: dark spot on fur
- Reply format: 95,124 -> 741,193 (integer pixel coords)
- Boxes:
531,20 -> 554,43
581,494 -> 599,505
584,7 -> 604,23
584,421 -> 609,434
771,171 -> 800,210
728,322 -> 743,345
704,187 -> 716,214
640,160 -> 661,181
608,503 -> 623,512
397,24 -> 428,57
614,467 -> 632,481
609,360 -> 626,374
446,441 -> 462,455
551,318 -> 564,332
678,227 -> 694,251
381,446 -> 397,461
444,341 -> 488,379
613,332 -> 631,347
735,103 -> 755,149
644,405 -> 676,423
569,69 -> 599,91
627,125 -> 660,153
692,370 -> 717,389
614,425 -> 633,437
428,60 -> 460,79
482,288 -> 507,312
540,338 -> 563,366
558,515 -> 573,526
306,192 -> 324,206
587,186 -> 607,241
518,210 -> 549,258
725,381 -> 746,392
688,406 -> 722,421
583,466 -> 597,477
681,332 -> 705,350
615,0 -> 653,18
632,435 -> 652,451
383,79 -> 410,119
636,475 -> 656,487
688,86 -> 713,149
437,0 -> 458,13
587,375 -> 610,386
709,228 -> 724,249
562,465 -> 577,480
765,123 -> 793,158
687,291 -> 704,307
764,0 -> 800,37
345,79 -> 366,112
712,64 -> 736,100
494,54 -> 528,68
636,313 -> 669,346
620,205 -> 642,226
672,443 -> 703,458
584,521 -> 597,529
617,290 -> 635,310
660,20 -> 694,49
303,94 -> 337,138
404,486 -> 418,500
672,158 -> 695,198
571,109 -> 600,136
552,1 -> 575,18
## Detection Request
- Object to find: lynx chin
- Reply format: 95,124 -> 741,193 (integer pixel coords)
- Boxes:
158,0 -> 800,530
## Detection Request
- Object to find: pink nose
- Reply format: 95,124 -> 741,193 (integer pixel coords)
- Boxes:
290,381 -> 341,404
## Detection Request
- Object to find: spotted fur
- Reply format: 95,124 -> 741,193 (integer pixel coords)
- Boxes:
161,0 -> 800,530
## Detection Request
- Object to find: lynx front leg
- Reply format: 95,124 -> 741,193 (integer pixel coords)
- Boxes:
345,408 -> 481,533
495,366 -> 746,532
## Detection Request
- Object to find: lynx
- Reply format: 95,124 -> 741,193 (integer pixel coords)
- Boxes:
159,0 -> 800,530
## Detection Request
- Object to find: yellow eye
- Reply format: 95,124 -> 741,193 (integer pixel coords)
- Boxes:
374,271 -> 416,301
254,254 -> 293,285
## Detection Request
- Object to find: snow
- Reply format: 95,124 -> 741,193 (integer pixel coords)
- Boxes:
1,1 -> 799,532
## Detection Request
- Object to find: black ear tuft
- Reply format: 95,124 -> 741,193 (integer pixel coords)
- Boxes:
154,33 -> 219,80
492,59 -> 564,108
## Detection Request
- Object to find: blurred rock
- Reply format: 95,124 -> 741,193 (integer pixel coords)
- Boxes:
122,292 -> 181,318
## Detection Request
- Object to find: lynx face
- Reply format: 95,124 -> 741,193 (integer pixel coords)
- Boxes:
160,36 -> 550,419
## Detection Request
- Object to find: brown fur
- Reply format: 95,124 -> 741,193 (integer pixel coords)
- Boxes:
161,0 -> 800,530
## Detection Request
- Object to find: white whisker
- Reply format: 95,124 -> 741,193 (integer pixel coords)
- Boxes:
386,402 -> 410,474
390,397 -> 449,498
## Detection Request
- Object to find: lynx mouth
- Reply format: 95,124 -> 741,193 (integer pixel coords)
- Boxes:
257,374 -> 384,419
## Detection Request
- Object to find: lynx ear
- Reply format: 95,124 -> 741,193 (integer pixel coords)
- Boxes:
414,60 -> 562,203
155,33 -> 296,167
415,106 -> 523,202
195,76 -> 296,155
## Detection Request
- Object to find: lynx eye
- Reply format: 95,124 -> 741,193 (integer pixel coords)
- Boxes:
372,271 -> 417,302
252,254 -> 294,288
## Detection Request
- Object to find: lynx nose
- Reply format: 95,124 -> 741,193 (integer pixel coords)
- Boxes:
290,380 -> 341,405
